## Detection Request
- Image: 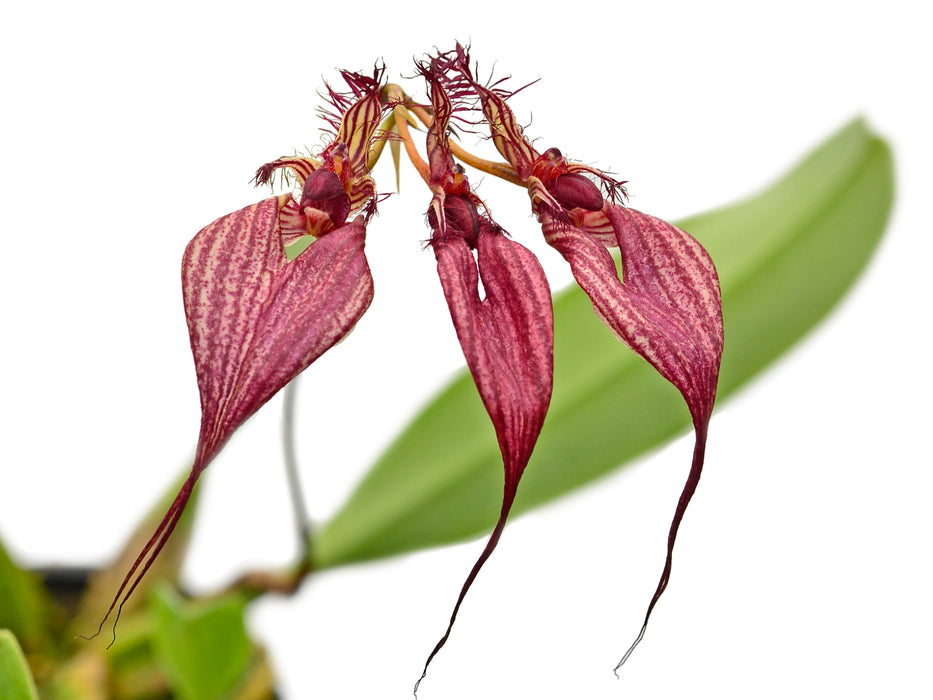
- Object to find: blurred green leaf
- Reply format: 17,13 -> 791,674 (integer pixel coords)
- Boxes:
149,586 -> 258,700
39,647 -> 109,700
315,118 -> 894,567
0,630 -> 40,700
0,538 -> 53,653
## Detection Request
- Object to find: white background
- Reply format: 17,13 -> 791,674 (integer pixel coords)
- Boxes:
2,1 -> 930,697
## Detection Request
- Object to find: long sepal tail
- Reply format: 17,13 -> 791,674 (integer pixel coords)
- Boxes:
415,222 -> 554,694
541,202 -> 723,670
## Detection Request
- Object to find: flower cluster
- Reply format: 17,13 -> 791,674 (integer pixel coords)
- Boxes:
97,45 -> 723,687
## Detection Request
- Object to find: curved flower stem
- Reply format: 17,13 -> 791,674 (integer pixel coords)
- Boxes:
282,376 -> 312,560
207,378 -> 316,604
407,104 -> 525,186
221,559 -> 313,602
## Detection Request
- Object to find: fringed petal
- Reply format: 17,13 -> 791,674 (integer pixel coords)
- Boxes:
253,156 -> 319,189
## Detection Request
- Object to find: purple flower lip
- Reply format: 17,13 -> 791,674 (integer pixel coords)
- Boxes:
299,169 -> 351,234
548,172 -> 606,211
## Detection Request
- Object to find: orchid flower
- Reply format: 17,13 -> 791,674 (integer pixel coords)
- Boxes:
92,67 -> 387,638
93,47 -> 723,687
442,45 -> 724,670
410,59 -> 554,691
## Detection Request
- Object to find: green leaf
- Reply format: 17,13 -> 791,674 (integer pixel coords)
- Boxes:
149,586 -> 255,700
0,630 -> 40,700
0,538 -> 53,653
314,118 -> 894,568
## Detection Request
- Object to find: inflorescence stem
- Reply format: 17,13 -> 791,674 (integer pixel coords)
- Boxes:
379,84 -> 524,189
406,103 -> 525,187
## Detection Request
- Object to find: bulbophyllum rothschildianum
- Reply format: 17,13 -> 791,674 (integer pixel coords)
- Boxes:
93,45 -> 723,690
